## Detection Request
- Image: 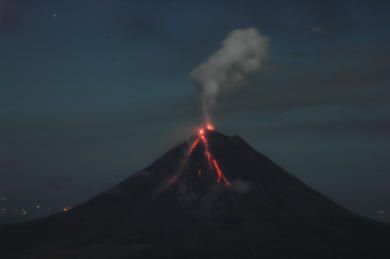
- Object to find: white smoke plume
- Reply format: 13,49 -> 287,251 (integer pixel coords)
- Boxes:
190,28 -> 269,121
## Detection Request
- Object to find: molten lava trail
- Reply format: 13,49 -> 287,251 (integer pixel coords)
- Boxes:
188,138 -> 200,158
177,138 -> 200,175
177,127 -> 230,186
199,128 -> 231,186
141,126 -> 230,213
144,138 -> 201,210
212,159 -> 230,185
200,133 -> 213,170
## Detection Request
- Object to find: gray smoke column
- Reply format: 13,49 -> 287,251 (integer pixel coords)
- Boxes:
190,28 -> 269,122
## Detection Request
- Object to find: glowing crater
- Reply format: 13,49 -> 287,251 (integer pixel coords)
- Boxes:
184,124 -> 230,186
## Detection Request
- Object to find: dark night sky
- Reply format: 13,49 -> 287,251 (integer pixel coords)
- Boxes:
0,0 -> 389,223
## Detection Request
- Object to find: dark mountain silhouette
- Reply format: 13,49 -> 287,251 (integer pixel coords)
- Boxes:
1,130 -> 390,258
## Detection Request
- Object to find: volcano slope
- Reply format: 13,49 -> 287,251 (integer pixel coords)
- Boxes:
1,130 -> 390,258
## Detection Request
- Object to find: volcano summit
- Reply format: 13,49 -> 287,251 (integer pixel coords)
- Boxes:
1,128 -> 390,258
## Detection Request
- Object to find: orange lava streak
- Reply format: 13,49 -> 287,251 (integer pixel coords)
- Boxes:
212,159 -> 230,186
200,134 -> 213,169
177,138 -> 200,176
198,126 -> 230,186
188,138 -> 200,156
206,123 -> 215,131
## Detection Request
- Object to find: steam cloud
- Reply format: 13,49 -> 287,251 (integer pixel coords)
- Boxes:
190,28 -> 269,121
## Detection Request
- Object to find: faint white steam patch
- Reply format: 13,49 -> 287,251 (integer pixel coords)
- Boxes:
231,179 -> 251,194
308,25 -> 324,34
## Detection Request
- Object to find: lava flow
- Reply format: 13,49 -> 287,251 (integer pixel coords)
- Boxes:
184,123 -> 230,186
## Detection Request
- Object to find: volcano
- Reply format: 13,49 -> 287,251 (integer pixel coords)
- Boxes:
1,129 -> 390,258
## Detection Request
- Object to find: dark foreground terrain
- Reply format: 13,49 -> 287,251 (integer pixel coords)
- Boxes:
1,130 -> 389,258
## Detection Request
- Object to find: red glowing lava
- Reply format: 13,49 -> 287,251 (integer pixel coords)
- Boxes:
179,138 -> 200,172
188,138 -> 200,155
212,159 -> 230,185
199,131 -> 213,169
206,123 -> 215,131
182,123 -> 230,186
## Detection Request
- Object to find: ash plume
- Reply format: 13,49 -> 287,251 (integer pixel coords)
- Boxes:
190,28 -> 269,121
